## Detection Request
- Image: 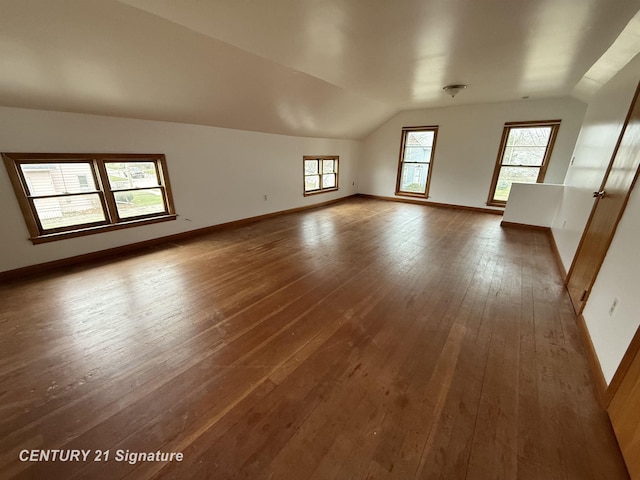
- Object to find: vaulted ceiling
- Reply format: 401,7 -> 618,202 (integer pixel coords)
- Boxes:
1,0 -> 640,139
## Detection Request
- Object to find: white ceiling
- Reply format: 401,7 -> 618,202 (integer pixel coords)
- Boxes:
1,0 -> 639,139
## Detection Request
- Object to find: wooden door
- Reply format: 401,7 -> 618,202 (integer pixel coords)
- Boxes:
608,346 -> 640,479
566,82 -> 640,313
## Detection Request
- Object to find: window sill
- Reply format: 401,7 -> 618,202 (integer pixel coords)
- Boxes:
395,191 -> 428,199
303,187 -> 339,197
30,214 -> 178,244
486,201 -> 506,208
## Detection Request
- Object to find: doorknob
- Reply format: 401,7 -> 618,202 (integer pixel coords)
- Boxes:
592,190 -> 606,199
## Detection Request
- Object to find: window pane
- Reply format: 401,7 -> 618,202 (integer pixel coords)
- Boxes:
322,173 -> 336,188
322,160 -> 335,174
404,146 -> 432,163
502,145 -> 548,166
304,160 -> 319,175
305,175 -> 320,191
114,188 -> 166,219
503,127 -> 552,166
106,162 -> 158,190
404,131 -> 434,163
506,127 -> 552,147
34,194 -> 106,230
406,131 -> 434,146
20,163 -> 95,196
399,163 -> 428,193
494,166 -> 540,202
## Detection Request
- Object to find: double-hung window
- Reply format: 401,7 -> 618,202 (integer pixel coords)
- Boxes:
3,153 -> 176,243
487,120 -> 560,206
396,126 -> 438,197
303,156 -> 339,195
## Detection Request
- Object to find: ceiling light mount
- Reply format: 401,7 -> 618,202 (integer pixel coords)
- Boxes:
443,84 -> 467,98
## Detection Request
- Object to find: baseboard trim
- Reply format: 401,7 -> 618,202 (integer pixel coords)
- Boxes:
0,194 -> 356,282
357,193 -> 503,215
576,314 -> 609,408
500,220 -> 550,231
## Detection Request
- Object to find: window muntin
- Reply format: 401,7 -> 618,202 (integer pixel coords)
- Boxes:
3,153 -> 176,243
303,156 -> 338,195
488,121 -> 560,205
396,126 -> 438,197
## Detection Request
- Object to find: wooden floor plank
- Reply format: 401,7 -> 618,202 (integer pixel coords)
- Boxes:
0,198 -> 628,479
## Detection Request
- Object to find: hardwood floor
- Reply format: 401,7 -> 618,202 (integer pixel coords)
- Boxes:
0,197 -> 629,479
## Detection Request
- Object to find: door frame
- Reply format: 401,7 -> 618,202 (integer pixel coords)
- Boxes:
565,81 -> 640,315
606,325 -> 640,406
564,81 -> 640,408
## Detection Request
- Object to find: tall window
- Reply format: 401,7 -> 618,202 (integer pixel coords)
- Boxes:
487,120 -> 560,205
3,153 -> 176,243
396,126 -> 438,197
303,156 -> 339,195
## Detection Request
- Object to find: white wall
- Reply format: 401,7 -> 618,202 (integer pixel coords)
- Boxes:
551,55 -> 640,270
502,183 -> 564,227
554,54 -> 640,384
583,183 -> 640,383
0,107 -> 360,273
358,97 -> 586,210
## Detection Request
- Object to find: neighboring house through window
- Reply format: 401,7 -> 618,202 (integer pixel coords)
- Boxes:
487,120 -> 560,206
396,126 -> 438,197
2,153 -> 176,243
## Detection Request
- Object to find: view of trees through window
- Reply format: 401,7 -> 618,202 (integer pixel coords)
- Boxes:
489,121 -> 560,205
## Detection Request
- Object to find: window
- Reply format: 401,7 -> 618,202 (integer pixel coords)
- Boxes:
77,174 -> 90,192
2,153 -> 176,243
396,126 -> 438,197
303,156 -> 339,195
487,120 -> 560,206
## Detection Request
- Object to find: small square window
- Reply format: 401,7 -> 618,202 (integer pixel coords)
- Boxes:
303,156 -> 339,195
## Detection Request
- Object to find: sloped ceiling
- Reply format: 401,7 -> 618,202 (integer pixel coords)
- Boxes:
1,0 -> 639,139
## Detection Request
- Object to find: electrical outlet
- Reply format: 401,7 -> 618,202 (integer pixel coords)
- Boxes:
263,194 -> 268,201
609,297 -> 619,316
